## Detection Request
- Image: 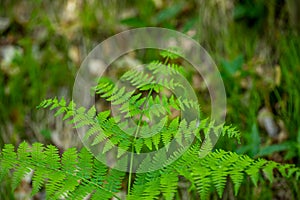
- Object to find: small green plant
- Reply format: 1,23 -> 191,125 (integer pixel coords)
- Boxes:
1,50 -> 299,199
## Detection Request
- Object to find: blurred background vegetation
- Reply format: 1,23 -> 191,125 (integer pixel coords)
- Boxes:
0,0 -> 299,199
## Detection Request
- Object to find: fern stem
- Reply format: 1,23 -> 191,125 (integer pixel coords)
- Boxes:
127,88 -> 154,195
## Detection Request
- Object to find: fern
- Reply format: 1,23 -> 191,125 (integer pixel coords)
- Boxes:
0,142 -> 124,199
1,48 -> 300,199
1,142 -> 300,199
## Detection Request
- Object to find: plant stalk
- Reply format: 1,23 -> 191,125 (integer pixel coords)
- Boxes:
127,88 -> 154,195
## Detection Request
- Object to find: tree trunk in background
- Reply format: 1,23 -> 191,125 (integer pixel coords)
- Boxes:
287,0 -> 300,32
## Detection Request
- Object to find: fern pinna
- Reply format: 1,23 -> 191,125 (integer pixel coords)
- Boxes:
1,49 -> 300,199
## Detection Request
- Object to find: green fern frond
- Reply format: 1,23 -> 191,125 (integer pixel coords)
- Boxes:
28,48 -> 300,200
0,142 -> 124,200
160,47 -> 184,60
192,166 -> 212,199
180,148 -> 300,198
160,169 -> 178,200
1,141 -> 300,199
147,60 -> 185,76
228,154 -> 253,195
122,69 -> 155,89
